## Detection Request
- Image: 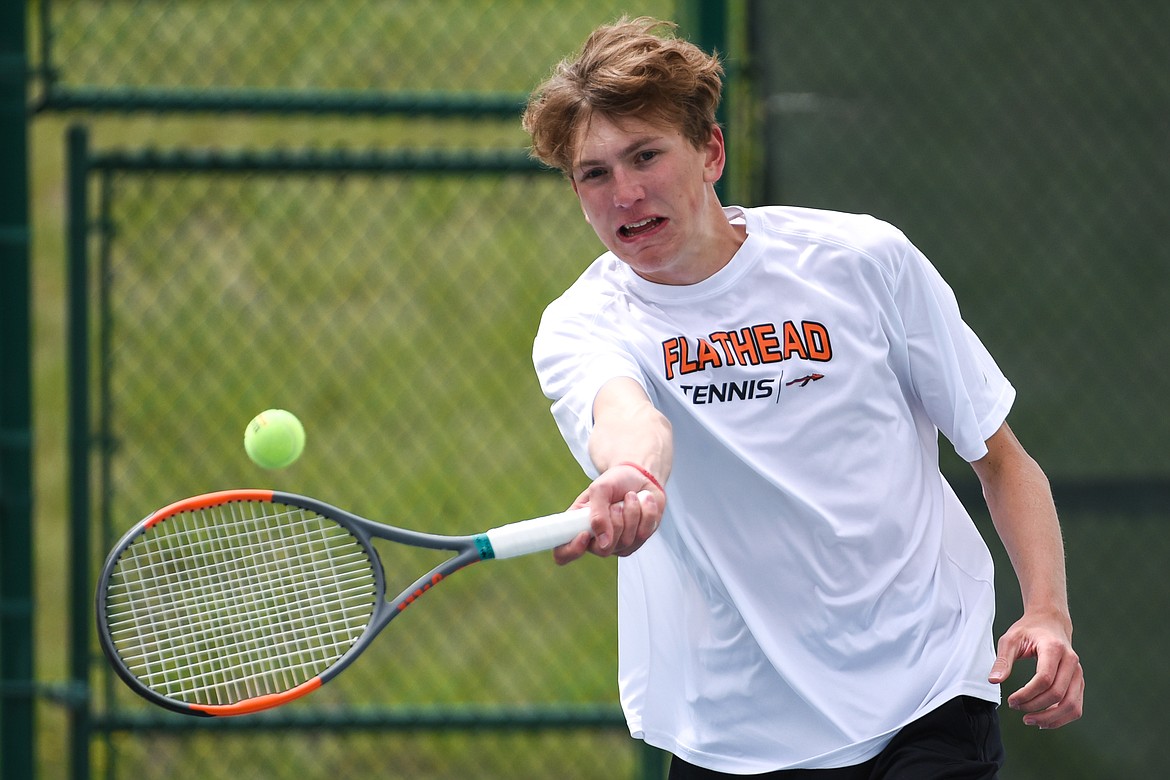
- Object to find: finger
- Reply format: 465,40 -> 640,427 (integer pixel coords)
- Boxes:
634,491 -> 661,540
614,492 -> 642,551
553,530 -> 592,566
615,491 -> 660,550
589,499 -> 619,555
1010,646 -> 1080,714
1024,663 -> 1085,729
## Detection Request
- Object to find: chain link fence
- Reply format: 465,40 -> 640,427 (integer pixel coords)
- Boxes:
749,2 -> 1169,777
70,143 -> 633,780
750,0 -> 1169,479
26,0 -> 1170,778
37,1 -> 682,779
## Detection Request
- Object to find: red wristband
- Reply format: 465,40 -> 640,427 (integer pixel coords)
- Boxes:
616,462 -> 664,493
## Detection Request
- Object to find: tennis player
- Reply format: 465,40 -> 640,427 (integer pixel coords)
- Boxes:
523,16 -> 1083,779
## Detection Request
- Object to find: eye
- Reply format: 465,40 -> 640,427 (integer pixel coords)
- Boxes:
577,167 -> 606,183
636,149 -> 658,163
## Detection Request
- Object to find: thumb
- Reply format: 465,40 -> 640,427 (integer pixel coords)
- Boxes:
988,636 -> 1019,684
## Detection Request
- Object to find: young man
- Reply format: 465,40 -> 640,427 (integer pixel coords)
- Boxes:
522,17 -> 1083,778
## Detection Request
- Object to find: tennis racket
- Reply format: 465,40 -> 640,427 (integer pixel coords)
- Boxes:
97,488 -> 630,717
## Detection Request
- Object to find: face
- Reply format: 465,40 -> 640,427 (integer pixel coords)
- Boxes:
570,114 -> 741,285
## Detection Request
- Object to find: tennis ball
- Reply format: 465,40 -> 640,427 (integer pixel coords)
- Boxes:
244,409 -> 306,469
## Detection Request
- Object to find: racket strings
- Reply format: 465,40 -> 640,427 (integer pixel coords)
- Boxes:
104,500 -> 378,705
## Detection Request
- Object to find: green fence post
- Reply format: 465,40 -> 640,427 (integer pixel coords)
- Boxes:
66,124 -> 92,780
679,0 -> 730,201
0,1 -> 35,778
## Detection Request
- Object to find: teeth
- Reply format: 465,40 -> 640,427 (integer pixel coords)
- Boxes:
625,217 -> 657,230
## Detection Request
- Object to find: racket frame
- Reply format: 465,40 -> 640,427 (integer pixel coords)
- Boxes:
96,489 -> 593,717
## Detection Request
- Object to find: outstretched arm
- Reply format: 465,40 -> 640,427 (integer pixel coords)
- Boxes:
553,377 -> 672,564
971,422 -> 1084,729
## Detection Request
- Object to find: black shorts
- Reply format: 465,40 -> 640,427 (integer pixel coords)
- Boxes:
667,696 -> 1005,780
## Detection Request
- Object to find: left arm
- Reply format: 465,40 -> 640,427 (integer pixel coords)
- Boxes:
971,422 -> 1084,729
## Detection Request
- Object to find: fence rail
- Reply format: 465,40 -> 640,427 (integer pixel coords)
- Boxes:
34,87 -> 530,117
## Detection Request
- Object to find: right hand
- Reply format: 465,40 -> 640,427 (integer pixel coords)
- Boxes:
553,464 -> 665,564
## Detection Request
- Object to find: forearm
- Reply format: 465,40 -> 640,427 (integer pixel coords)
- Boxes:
975,423 -> 1083,727
974,425 -> 1070,625
588,377 -> 673,485
552,377 -> 671,562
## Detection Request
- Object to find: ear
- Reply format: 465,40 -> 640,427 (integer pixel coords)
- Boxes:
569,177 -> 592,225
702,126 -> 727,184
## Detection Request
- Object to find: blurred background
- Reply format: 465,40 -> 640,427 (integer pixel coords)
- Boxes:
2,1 -> 1167,778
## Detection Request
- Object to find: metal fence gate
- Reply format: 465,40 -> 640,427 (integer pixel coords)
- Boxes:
64,128 -> 664,780
36,1 -> 718,778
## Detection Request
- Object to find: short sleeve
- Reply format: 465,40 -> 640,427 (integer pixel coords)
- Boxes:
532,296 -> 648,477
892,240 -> 1015,462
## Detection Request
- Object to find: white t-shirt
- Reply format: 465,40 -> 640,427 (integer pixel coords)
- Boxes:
533,206 -> 1015,773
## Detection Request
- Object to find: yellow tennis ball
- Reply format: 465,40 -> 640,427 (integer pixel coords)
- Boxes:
244,409 -> 306,469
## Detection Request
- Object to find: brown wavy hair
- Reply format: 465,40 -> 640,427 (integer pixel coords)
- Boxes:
522,17 -> 725,175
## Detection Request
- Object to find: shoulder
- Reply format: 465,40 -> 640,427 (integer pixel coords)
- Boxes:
746,205 -> 904,242
745,206 -> 913,278
536,252 -> 635,345
544,253 -> 621,306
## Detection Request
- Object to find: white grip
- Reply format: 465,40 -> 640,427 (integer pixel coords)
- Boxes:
485,490 -> 654,560
484,507 -> 592,560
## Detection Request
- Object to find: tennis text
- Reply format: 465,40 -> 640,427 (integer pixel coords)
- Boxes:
681,378 -> 777,405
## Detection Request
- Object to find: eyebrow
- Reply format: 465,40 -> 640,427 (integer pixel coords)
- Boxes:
575,135 -> 662,170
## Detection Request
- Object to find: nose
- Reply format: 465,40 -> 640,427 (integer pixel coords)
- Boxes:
612,168 -> 644,209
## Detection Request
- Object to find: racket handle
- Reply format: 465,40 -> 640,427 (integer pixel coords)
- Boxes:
483,490 -> 653,560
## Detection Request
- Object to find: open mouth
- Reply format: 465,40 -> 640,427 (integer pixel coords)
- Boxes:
619,216 -> 665,238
